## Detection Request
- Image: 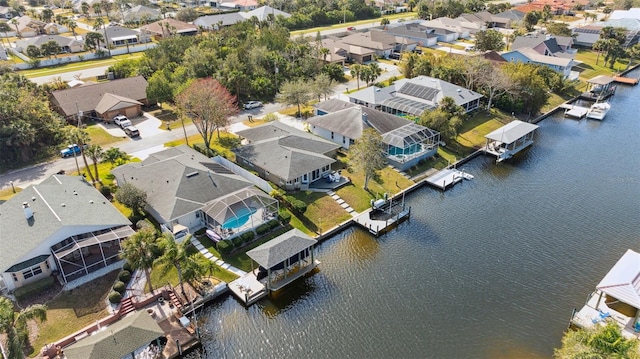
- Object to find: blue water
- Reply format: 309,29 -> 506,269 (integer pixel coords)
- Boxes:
221,207 -> 257,229
389,143 -> 422,156
197,69 -> 640,358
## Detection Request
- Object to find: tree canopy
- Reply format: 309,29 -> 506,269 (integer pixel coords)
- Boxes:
474,29 -> 505,52
349,128 -> 387,190
114,182 -> 147,214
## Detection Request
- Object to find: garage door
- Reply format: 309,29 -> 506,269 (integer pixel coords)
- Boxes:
363,55 -> 372,62
124,107 -> 139,118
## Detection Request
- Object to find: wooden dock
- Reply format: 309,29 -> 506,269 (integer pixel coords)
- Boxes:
424,168 -> 474,190
228,273 -> 268,306
613,76 -> 639,85
353,199 -> 411,236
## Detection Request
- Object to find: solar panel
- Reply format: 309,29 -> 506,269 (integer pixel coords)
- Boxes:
398,83 -> 439,101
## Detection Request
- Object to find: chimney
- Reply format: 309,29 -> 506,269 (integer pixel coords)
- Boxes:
23,202 -> 33,219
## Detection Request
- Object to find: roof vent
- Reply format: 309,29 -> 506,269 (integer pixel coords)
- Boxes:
61,203 -> 66,207
32,197 -> 36,201
457,89 -> 461,92
89,200 -> 94,204
186,172 -> 199,178
23,202 -> 33,219
73,191 -> 78,195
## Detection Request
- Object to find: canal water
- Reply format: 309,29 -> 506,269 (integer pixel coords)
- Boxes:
197,72 -> 640,358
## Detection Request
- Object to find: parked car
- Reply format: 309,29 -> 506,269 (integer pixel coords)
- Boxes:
60,144 -> 87,158
412,48 -> 423,54
114,115 -> 132,128
124,126 -> 140,137
347,26 -> 356,31
389,52 -> 401,60
244,101 -> 263,110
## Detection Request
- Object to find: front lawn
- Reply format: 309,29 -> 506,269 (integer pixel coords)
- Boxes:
29,270 -> 119,357
147,104 -> 191,130
85,124 -> 125,147
287,191 -> 353,233
164,131 -> 238,160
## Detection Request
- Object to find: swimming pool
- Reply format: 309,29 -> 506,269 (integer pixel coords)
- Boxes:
222,207 -> 257,229
388,143 -> 423,156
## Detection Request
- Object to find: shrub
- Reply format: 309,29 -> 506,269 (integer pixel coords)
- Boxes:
278,211 -> 291,224
100,185 -> 112,198
108,291 -> 122,304
262,113 -> 278,122
14,276 -> 54,302
231,236 -> 243,247
135,219 -> 153,231
122,261 -> 132,272
256,223 -> 271,235
192,143 -> 217,157
217,240 -> 232,254
286,196 -> 307,214
241,231 -> 255,243
113,280 -> 126,294
118,270 -> 131,284
267,219 -> 279,229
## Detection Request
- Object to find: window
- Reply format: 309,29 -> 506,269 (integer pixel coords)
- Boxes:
22,264 -> 43,279
331,132 -> 334,139
12,273 -> 18,282
343,136 -> 346,144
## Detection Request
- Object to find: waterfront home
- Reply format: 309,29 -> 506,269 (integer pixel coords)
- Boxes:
571,249 -> 640,338
347,76 -> 483,116
511,34 -> 576,56
572,18 -> 640,47
234,122 -> 342,191
501,48 -> 574,79
49,76 -> 149,122
483,120 -> 539,162
309,99 -> 440,171
0,175 -> 134,292
111,145 -> 279,241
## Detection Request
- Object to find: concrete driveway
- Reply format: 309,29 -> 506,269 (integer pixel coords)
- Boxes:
97,112 -> 166,138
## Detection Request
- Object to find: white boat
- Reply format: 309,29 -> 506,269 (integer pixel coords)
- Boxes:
586,102 -> 611,120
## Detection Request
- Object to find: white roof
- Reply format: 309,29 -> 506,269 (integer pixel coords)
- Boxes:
485,120 -> 538,144
596,249 -> 640,308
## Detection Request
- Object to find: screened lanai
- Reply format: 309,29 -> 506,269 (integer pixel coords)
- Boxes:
382,123 -> 440,170
379,97 -> 434,116
201,188 -> 279,239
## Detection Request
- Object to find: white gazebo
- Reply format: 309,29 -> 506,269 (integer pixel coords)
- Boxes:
484,120 -> 539,162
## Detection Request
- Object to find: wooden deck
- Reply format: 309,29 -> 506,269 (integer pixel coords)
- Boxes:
353,206 -> 410,236
560,104 -> 589,119
613,76 -> 639,85
571,290 -> 640,340
228,273 -> 268,306
424,168 -> 468,190
159,315 -> 200,358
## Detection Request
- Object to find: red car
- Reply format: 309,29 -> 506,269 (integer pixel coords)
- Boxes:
347,26 -> 356,31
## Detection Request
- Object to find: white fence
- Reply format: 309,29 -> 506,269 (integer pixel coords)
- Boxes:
211,155 -> 274,194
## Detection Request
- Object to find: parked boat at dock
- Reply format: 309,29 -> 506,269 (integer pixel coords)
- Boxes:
586,102 -> 611,120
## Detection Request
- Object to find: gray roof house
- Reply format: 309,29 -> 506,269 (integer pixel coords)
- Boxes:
49,76 -> 149,121
0,175 -> 134,292
193,12 -> 245,30
347,76 -> 483,116
239,5 -> 291,21
234,122 -> 341,191
385,23 -> 439,47
111,145 -> 278,241
100,25 -> 151,47
309,99 -> 440,171
16,34 -> 85,54
511,34 -> 576,58
122,5 -> 162,23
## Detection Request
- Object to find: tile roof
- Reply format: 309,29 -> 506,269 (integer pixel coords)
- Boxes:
0,175 -> 131,272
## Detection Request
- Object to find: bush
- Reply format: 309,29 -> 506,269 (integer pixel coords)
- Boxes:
262,113 -> 278,122
108,291 -> 122,304
267,219 -> 280,229
135,219 -> 153,231
192,143 -> 217,157
100,185 -> 112,198
118,270 -> 131,284
113,280 -> 126,294
285,196 -> 307,214
231,236 -> 244,247
256,223 -> 271,235
122,261 -> 132,272
14,276 -> 54,302
241,231 -> 255,243
217,240 -> 232,254
278,211 -> 291,224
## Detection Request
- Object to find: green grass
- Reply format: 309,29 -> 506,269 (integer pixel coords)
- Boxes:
19,53 -> 145,78
287,191 -> 353,233
164,131 -> 238,160
85,124 -> 125,147
29,270 -> 119,357
404,155 -> 449,177
147,104 -> 192,130
437,42 -> 466,50
290,12 -> 417,36
574,49 -> 638,80
456,111 -> 510,149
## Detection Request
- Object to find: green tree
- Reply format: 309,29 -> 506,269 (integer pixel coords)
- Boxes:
419,109 -> 461,142
478,64 -> 513,111
554,322 -> 640,359
181,252 -> 209,285
524,11 -> 540,31
92,3 -> 102,17
474,29 -> 505,52
41,8 -> 54,22
10,18 -> 19,38
103,147 -> 130,168
438,96 -> 465,118
155,233 -> 191,296
546,22 -> 573,37
349,128 -> 387,190
114,182 -> 147,213
0,21 -> 11,49
85,144 -> 104,182
312,72 -> 333,101
84,31 -> 104,52
40,40 -> 60,59
67,20 -> 78,40
0,296 -> 47,359
119,229 -> 160,293
81,1 -> 89,16
398,52 -> 418,79
64,126 -> 96,184
350,63 -> 363,89
26,44 -> 41,58
502,62 -> 550,116
176,8 -> 199,22
626,43 -> 640,70
276,78 -> 313,117
380,17 -> 390,26
146,70 -> 175,104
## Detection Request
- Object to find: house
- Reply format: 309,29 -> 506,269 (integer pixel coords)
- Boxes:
0,6 -> 15,20
239,5 -> 291,21
309,99 -> 440,171
122,5 -> 162,23
501,47 -> 574,78
0,175 -> 134,293
511,34 -> 576,57
49,76 -> 149,121
328,30 -> 417,63
0,46 -> 7,60
316,38 -> 348,65
347,76 -> 483,116
140,18 -> 198,40
514,0 -> 589,15
385,23 -> 439,48
234,122 -> 341,191
493,9 -> 525,27
14,16 -> 46,37
111,145 -> 279,241
219,0 -> 258,11
573,18 -> 640,47
571,249 -> 640,338
424,17 -> 473,39
16,35 -> 85,54
609,8 -> 640,20
193,12 -> 245,30
43,22 -> 68,35
101,25 -> 151,47
480,50 -> 508,64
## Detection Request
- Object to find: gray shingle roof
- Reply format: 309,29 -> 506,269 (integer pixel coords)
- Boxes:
17,34 -> 83,47
64,310 -> 164,359
111,145 -> 253,222
50,76 -> 148,117
0,175 -> 131,272
246,228 -> 316,269
386,23 -> 439,40
140,18 -> 198,35
314,98 -> 359,113
240,5 -> 291,21
193,12 -> 244,28
94,93 -> 142,114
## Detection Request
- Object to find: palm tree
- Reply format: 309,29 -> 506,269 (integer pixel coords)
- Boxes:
119,230 -> 160,293
67,20 -> 78,40
0,22 -> 11,50
625,43 -> 640,70
65,126 -> 97,184
320,47 -> 330,63
81,2 -> 90,17
103,147 -> 129,168
0,297 -> 47,359
155,233 -> 191,296
350,63 -> 362,89
10,18 -> 19,39
85,144 -> 104,182
93,17 -> 111,56
92,3 -> 102,17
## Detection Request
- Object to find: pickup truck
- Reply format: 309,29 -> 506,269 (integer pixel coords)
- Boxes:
114,115 -> 132,129
60,144 -> 87,158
